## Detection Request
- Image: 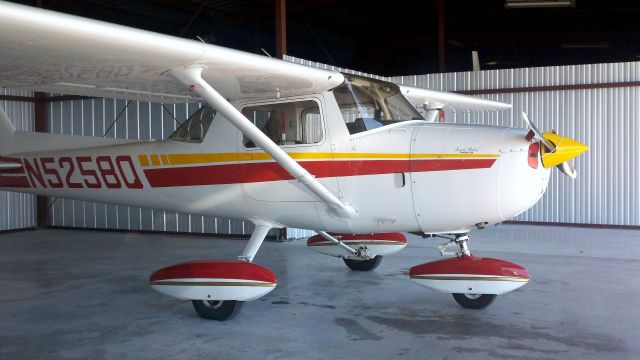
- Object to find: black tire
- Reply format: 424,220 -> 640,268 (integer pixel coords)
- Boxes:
191,300 -> 243,321
452,293 -> 497,309
342,256 -> 383,271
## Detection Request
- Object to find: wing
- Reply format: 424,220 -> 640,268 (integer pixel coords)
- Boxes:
399,85 -> 511,112
0,2 -> 343,103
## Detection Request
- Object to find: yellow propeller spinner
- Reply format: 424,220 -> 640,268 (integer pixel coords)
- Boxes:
539,132 -> 589,169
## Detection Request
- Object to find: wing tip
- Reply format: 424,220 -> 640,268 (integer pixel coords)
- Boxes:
399,85 -> 513,112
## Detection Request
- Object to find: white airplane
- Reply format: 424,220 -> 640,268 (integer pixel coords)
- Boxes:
0,2 -> 587,321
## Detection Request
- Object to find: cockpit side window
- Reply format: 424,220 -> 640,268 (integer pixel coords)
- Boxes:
169,105 -> 215,143
333,76 -> 423,135
242,99 -> 323,148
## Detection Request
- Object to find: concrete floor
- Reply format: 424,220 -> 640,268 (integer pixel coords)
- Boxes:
0,225 -> 639,360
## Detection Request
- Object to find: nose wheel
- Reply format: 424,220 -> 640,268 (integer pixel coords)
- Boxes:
452,293 -> 497,309
192,300 -> 243,321
448,234 -> 498,309
408,233 -> 530,310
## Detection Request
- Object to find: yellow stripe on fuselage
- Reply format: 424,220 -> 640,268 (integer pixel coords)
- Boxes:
138,152 -> 500,168
138,155 -> 149,167
150,154 -> 161,166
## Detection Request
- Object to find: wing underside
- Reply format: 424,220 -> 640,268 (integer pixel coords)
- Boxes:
0,1 -> 512,114
399,85 -> 512,112
0,2 -> 344,103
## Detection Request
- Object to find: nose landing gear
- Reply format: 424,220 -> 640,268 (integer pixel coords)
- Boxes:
437,233 -> 471,257
410,233 -> 530,310
192,300 -> 243,321
451,293 -> 497,309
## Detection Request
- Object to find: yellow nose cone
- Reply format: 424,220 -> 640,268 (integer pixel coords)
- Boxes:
540,132 -> 589,169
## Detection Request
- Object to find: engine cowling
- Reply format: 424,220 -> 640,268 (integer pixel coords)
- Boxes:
307,232 -> 407,259
149,260 -> 277,301
409,255 -> 529,295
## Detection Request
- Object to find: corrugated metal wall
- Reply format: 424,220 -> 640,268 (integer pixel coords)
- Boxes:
47,99 -> 312,237
287,56 -> 639,226
0,89 -> 36,231
45,98 -> 286,237
391,65 -> 639,226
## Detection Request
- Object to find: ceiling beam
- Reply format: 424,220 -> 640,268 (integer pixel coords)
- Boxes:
275,0 -> 287,58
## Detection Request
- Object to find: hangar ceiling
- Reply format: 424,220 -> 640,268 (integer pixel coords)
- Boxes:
7,0 -> 640,76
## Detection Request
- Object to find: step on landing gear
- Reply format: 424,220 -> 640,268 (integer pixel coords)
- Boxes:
410,233 -> 530,310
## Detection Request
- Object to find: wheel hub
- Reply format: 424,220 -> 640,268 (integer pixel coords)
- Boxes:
203,300 -> 224,309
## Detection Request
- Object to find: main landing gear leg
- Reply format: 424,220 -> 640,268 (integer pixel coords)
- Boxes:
191,221 -> 272,321
238,222 -> 272,262
448,234 -> 497,309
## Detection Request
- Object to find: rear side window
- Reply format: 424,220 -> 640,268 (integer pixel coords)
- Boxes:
243,100 -> 322,147
169,105 -> 215,143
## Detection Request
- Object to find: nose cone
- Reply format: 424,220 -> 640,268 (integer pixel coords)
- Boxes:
497,128 -> 551,222
540,132 -> 589,168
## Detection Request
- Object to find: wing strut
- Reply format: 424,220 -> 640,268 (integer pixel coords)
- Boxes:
168,65 -> 357,219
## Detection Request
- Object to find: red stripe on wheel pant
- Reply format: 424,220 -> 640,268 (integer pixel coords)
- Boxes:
143,158 -> 497,188
149,260 -> 276,283
308,232 -> 407,245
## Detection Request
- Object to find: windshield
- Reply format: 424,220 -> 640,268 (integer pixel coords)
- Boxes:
333,75 -> 423,134
169,105 -> 216,143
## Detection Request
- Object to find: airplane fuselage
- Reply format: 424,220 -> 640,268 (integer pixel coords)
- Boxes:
0,90 -> 550,234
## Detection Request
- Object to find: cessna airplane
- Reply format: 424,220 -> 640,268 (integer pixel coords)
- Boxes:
0,2 -> 587,321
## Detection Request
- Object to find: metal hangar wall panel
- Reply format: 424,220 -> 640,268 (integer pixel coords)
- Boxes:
394,63 -> 639,227
0,89 -> 36,232
45,98 -> 263,237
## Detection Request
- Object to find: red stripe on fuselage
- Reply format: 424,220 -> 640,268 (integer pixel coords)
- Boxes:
1,157 -> 30,187
0,176 -> 31,188
411,158 -> 496,172
0,156 -> 22,164
0,156 -> 25,175
0,167 -> 26,175
143,158 -> 497,188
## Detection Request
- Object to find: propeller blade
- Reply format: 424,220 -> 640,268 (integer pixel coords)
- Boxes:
557,161 -> 578,179
522,112 -> 587,178
522,112 -> 556,152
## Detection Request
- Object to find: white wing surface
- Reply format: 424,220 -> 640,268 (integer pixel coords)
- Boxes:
399,85 -> 511,112
0,1 -> 344,103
